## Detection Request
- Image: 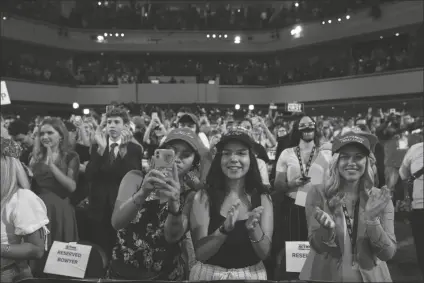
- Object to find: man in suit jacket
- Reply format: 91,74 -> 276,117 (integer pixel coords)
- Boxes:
85,107 -> 142,257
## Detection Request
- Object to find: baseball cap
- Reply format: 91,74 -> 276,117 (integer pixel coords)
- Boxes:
161,128 -> 203,155
216,127 -> 255,151
332,132 -> 372,155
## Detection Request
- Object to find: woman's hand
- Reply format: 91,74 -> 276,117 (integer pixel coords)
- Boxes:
245,206 -> 264,231
223,200 -> 241,232
364,187 -> 391,221
314,207 -> 335,230
291,176 -> 311,188
162,163 -> 181,214
45,146 -> 54,166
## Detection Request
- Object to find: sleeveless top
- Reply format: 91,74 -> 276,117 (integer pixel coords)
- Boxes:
205,192 -> 262,269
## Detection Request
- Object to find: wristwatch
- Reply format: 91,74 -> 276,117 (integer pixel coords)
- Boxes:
219,225 -> 230,235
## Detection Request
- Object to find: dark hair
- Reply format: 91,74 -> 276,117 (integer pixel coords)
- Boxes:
106,107 -> 130,124
205,145 -> 269,213
289,115 -> 320,147
8,120 -> 30,136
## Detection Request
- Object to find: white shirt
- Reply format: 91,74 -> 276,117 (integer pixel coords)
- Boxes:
109,138 -> 122,157
399,142 -> 423,209
1,189 -> 49,268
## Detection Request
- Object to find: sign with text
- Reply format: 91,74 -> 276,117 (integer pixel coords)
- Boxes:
286,102 -> 304,113
1,81 -> 11,105
286,241 -> 310,272
44,241 -> 92,278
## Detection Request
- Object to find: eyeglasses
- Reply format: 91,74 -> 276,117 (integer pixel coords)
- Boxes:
299,122 -> 315,130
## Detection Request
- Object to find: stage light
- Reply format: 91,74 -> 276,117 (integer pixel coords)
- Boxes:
121,33 -> 124,37
346,15 -> 350,20
234,35 -> 241,44
83,109 -> 90,115
290,25 -> 302,36
328,20 -> 332,24
338,18 -> 341,22
97,35 -> 105,42
104,32 -> 108,36
212,34 -> 216,38
249,105 -> 254,110
115,33 -> 119,37
235,104 -> 241,110
294,2 -> 299,7
224,34 -> 228,38
322,21 -> 325,25
395,33 -> 399,36
72,102 -> 79,109
206,34 -> 210,38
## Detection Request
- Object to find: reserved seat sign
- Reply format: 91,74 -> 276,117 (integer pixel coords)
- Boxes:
285,241 -> 310,272
44,241 -> 92,278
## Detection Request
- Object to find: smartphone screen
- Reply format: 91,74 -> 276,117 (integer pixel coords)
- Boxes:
152,112 -> 159,121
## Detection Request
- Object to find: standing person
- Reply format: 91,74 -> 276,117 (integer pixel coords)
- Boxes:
399,142 -> 424,278
107,128 -> 203,280
1,153 -> 49,283
189,128 -> 273,280
29,118 -> 80,275
85,108 -> 143,258
300,133 -> 396,282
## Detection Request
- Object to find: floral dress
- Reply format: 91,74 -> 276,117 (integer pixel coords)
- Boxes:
107,181 -> 194,280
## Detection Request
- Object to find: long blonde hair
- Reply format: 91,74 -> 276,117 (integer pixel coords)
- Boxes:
325,152 -> 376,210
1,156 -> 31,210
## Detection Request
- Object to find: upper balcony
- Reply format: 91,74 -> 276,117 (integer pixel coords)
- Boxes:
2,1 -> 423,52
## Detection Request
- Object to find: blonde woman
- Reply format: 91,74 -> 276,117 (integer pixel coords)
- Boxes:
300,132 -> 396,282
1,155 -> 49,283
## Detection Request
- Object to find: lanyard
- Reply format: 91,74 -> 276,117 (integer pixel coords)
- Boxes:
342,201 -> 360,263
295,145 -> 316,178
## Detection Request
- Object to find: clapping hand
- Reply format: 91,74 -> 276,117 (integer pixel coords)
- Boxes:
223,200 -> 241,232
314,207 -> 335,230
245,206 -> 264,231
45,146 -> 54,166
94,119 -> 107,153
364,187 -> 391,221
118,126 -> 133,157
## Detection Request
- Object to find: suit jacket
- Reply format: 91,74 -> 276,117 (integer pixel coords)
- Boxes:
300,185 -> 396,282
85,140 -> 143,222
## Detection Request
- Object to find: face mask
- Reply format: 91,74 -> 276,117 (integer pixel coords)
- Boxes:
300,128 -> 315,141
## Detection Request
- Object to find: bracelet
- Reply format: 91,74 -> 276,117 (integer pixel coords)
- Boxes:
132,192 -> 142,210
249,231 -> 265,243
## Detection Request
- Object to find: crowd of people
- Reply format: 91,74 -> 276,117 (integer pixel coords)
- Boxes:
6,0 -> 391,30
1,102 -> 423,282
2,29 -> 422,86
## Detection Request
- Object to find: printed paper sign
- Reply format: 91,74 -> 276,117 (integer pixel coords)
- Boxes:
286,241 -> 310,272
44,241 -> 92,278
287,102 -> 304,113
1,81 -> 11,105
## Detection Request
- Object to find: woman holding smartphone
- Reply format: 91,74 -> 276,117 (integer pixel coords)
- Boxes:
107,128 -> 204,280
273,115 -> 321,280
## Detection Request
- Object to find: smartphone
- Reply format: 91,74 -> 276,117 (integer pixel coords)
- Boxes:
300,176 -> 311,182
151,112 -> 159,121
153,149 -> 175,178
106,105 -> 114,113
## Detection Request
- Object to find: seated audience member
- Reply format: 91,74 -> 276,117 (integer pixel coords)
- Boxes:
8,119 -> 34,165
190,128 -> 273,280
107,128 -> 203,280
300,133 -> 396,282
1,147 -> 49,283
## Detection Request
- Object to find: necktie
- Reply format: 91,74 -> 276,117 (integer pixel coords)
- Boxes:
109,143 -> 118,164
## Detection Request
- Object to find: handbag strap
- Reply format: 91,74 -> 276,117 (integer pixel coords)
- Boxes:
409,166 -> 424,184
